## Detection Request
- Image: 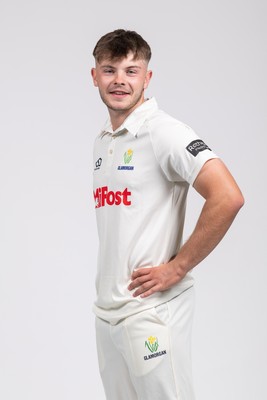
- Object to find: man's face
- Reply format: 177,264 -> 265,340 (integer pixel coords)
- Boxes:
91,52 -> 152,118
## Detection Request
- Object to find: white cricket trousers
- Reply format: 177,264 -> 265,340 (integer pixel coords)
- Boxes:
95,286 -> 195,400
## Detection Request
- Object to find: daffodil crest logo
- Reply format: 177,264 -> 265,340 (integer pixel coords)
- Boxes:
145,336 -> 159,353
117,149 -> 134,170
144,336 -> 167,361
124,149 -> 133,164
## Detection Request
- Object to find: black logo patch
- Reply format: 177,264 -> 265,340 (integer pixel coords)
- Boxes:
94,158 -> 102,170
186,140 -> 211,157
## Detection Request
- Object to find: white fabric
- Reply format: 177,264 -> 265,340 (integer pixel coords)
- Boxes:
95,287 -> 196,400
93,97 -> 218,324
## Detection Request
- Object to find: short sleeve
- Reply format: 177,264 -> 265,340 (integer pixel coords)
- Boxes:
149,112 -> 219,185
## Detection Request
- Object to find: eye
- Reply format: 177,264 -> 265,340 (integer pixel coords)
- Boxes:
127,69 -> 137,75
103,68 -> 114,74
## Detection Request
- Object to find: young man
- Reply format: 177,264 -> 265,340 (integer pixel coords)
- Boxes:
91,29 -> 244,400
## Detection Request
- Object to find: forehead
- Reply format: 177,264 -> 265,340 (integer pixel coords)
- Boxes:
96,52 -> 147,68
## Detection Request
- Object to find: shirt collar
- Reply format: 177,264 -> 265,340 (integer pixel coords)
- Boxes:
100,97 -> 158,138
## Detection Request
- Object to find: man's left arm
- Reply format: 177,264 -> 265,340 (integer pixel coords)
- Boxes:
128,158 -> 245,298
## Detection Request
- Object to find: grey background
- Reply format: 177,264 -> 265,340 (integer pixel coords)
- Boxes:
0,0 -> 266,399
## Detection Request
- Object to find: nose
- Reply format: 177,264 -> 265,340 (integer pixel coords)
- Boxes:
113,71 -> 125,86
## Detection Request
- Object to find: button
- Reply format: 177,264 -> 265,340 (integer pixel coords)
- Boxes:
109,149 -> 113,154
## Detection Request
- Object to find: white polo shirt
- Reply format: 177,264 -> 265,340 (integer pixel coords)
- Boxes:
93,97 -> 218,324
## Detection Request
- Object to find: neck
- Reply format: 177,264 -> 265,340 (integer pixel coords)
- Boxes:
109,97 -> 146,131
109,110 -> 131,131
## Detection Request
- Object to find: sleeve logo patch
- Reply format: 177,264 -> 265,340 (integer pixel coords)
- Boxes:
186,140 -> 211,157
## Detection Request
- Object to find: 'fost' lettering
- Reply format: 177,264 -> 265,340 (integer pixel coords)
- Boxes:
94,186 -> 131,208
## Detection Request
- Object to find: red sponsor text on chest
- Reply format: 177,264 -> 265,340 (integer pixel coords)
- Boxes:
94,186 -> 132,208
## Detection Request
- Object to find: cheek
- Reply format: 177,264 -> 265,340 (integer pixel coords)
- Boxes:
96,77 -> 111,90
132,78 -> 147,90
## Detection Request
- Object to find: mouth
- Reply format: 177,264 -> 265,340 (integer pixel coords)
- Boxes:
109,89 -> 130,97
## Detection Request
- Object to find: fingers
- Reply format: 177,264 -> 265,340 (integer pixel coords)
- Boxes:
131,267 -> 151,280
134,282 -> 161,298
128,267 -> 161,298
129,279 -> 157,298
128,269 -> 151,289
128,263 -> 181,298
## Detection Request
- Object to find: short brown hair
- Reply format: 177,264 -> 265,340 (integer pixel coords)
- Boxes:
93,29 -> 152,63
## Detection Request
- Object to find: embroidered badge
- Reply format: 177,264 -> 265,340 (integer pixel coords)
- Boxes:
124,149 -> 133,164
186,140 -> 211,157
118,149 -> 134,170
144,336 -> 167,361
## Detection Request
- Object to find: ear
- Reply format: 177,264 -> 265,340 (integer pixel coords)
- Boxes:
91,67 -> 98,87
144,70 -> 153,90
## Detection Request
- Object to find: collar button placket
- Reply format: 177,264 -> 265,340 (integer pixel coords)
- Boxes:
106,135 -> 116,169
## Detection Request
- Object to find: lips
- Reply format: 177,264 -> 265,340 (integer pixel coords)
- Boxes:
110,90 -> 129,95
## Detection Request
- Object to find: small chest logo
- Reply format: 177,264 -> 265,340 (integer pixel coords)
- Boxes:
124,149 -> 133,164
94,158 -> 102,170
118,149 -> 134,171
